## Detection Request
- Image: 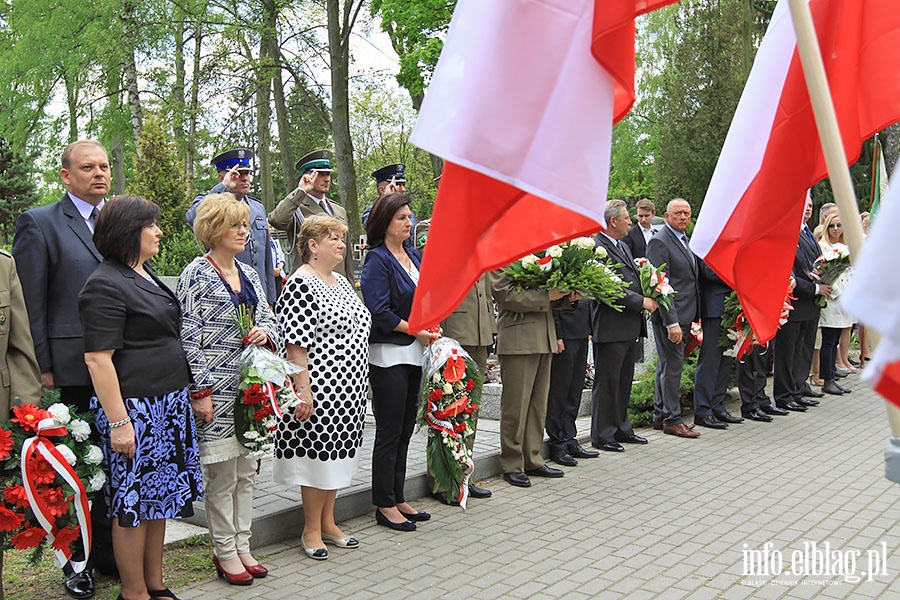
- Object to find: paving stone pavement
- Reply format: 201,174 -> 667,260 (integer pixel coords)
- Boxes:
176,371 -> 900,599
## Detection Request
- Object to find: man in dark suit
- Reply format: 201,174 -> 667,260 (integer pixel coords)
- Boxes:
646,198 -> 701,438
692,265 -> 743,429
268,149 -> 355,284
622,198 -> 657,259
738,345 -> 776,421
773,195 -> 832,412
546,299 -> 598,466
12,139 -> 114,598
187,148 -> 276,302
590,200 -> 659,451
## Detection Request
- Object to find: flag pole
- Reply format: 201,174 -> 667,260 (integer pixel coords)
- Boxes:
870,134 -> 882,212
786,0 -> 900,438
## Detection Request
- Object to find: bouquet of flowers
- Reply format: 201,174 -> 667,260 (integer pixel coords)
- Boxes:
809,244 -> 851,307
232,305 -> 304,458
419,337 -> 484,509
633,257 -> 676,310
0,389 -> 103,571
502,237 -> 629,310
719,286 -> 795,359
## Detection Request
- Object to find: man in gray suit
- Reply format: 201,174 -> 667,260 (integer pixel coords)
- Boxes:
591,200 -> 658,451
12,139 -> 114,597
646,198 -> 701,439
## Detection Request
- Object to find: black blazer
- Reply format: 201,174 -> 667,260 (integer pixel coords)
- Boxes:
553,299 -> 591,341
590,233 -> 647,343
360,244 -> 422,345
788,226 -> 821,322
646,225 -> 700,329
79,260 -> 190,398
699,261 -> 732,320
11,194 -> 103,386
622,224 -> 653,259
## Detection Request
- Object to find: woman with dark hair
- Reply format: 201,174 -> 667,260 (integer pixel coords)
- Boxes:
360,193 -> 439,532
178,193 -> 279,584
80,195 -> 203,600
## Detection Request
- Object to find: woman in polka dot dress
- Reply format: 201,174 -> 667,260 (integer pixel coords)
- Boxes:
274,215 -> 372,560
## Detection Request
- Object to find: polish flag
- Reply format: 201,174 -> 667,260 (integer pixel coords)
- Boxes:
407,0 -> 679,331
842,166 -> 900,407
691,0 -> 900,343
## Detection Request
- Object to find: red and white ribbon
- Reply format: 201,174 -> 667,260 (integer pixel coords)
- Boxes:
20,418 -> 92,572
261,381 -> 283,419
423,402 -> 474,509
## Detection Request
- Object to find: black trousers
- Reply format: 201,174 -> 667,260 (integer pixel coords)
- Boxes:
693,317 -> 733,417
591,340 -> 637,445
820,327 -> 841,381
369,364 -> 422,508
60,386 -> 114,571
738,345 -> 771,411
773,318 -> 816,406
545,337 -> 588,455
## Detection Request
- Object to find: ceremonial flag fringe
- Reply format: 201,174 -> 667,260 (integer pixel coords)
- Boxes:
691,0 -> 900,343
407,0 -> 679,331
870,134 -> 887,221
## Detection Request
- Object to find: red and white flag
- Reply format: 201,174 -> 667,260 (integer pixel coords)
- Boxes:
842,165 -> 900,407
691,0 -> 900,343
407,0 -> 678,331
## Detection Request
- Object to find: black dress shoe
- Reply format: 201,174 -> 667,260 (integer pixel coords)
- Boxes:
713,410 -> 744,424
550,452 -> 578,466
524,465 -> 564,478
778,401 -> 808,412
64,570 -> 95,599
431,491 -> 458,506
741,409 -> 773,422
801,386 -> 825,398
796,398 -> 819,407
616,434 -> 648,444
760,405 -> 789,416
567,445 -> 600,458
694,414 -> 728,429
468,483 -> 492,498
822,382 -> 845,395
597,442 -> 625,452
837,384 -> 852,393
503,472 -> 532,487
375,509 -> 416,531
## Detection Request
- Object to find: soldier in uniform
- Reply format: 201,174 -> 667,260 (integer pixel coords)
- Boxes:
186,148 -> 276,303
268,150 -> 355,284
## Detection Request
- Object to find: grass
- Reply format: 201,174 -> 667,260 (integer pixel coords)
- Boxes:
1,534 -> 214,600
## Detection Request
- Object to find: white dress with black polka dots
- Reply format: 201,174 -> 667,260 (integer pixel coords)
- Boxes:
273,270 -> 372,489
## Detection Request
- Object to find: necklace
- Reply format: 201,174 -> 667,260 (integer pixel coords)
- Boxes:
302,264 -> 336,286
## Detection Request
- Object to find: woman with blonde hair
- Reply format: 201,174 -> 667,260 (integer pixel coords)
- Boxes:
815,212 -> 853,395
178,193 -> 279,585
274,215 -> 371,559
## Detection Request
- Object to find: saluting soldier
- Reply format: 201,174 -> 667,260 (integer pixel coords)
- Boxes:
186,148 -> 276,303
268,150 -> 355,284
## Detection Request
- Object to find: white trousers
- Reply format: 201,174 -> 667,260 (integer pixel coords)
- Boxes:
203,456 -> 256,559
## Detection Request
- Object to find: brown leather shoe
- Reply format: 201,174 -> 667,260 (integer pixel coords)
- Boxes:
651,421 -> 663,430
663,423 -> 701,438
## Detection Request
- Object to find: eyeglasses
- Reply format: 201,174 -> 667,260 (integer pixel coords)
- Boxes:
230,222 -> 250,230
828,223 -> 842,229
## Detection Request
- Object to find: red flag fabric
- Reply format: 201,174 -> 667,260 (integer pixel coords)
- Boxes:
692,0 -> 900,343
408,0 -> 679,331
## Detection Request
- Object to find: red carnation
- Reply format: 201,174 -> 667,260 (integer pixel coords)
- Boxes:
4,485 -> 30,509
11,526 -> 46,549
0,505 -> 24,532
0,427 -> 13,460
52,524 -> 81,552
39,488 -> 71,518
28,455 -> 58,485
12,404 -> 51,433
464,379 -> 475,392
453,422 -> 467,434
253,405 -> 273,421
428,389 -> 443,403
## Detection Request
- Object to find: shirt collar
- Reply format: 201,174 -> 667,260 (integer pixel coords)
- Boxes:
665,223 -> 685,239
600,232 -> 620,245
68,193 -> 105,220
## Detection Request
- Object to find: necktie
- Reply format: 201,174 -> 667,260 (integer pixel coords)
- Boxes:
88,207 -> 100,233
319,199 -> 333,217
803,226 -> 816,245
681,234 -> 695,265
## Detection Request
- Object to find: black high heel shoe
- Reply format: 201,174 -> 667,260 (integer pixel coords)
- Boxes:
375,508 -> 416,531
399,509 -> 431,522
148,589 -> 181,600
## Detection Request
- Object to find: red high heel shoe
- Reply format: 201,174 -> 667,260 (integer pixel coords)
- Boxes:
212,556 -> 253,586
242,563 -> 268,578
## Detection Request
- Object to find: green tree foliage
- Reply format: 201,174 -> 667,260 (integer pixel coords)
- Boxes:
0,138 -> 39,245
131,115 -> 201,275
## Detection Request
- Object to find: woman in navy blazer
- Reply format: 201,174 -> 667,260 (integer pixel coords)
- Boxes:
361,193 -> 439,531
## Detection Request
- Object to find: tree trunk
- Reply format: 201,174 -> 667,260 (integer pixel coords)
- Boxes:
121,0 -> 144,157
410,93 -> 444,179
186,18 -> 203,199
262,0 -> 294,195
172,15 -> 187,152
106,72 -> 126,195
327,0 -> 362,242
63,73 -> 78,143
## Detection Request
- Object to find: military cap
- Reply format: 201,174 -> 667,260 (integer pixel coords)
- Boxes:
211,148 -> 253,172
296,150 -> 333,173
371,163 -> 406,184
